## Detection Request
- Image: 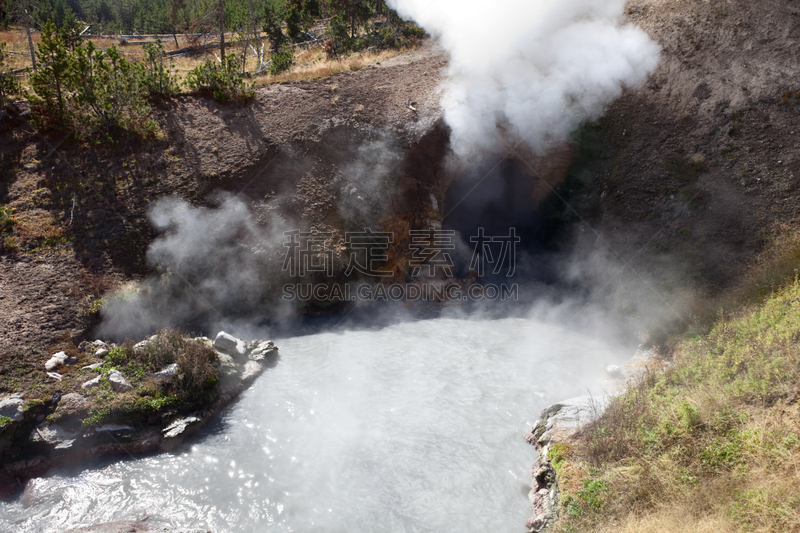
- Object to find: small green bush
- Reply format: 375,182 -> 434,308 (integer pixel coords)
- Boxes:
28,22 -> 156,139
186,54 -> 255,103
28,22 -> 72,128
0,206 -> 16,235
263,5 -> 287,54
82,405 -> 110,427
140,40 -> 181,100
285,5 -> 303,42
269,46 -> 293,75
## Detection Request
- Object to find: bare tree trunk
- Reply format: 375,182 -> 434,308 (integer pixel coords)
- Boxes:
247,0 -> 258,72
25,9 -> 36,71
218,0 -> 225,58
173,32 -> 179,48
376,0 -> 382,16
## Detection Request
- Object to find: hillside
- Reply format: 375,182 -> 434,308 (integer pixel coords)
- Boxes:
0,42 -> 446,384
556,0 -> 800,332
0,0 -> 800,527
1,0 -> 799,392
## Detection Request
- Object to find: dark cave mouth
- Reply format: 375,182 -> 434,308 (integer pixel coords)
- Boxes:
442,157 -> 570,283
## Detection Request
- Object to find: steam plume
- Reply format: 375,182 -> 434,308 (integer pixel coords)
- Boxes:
97,194 -> 293,340
388,0 -> 660,157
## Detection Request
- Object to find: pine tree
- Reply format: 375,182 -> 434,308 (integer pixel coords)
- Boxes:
263,4 -> 285,53
28,21 -> 70,121
285,3 -> 301,42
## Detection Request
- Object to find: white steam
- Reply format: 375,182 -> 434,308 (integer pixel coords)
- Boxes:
388,0 -> 660,156
97,194 -> 294,340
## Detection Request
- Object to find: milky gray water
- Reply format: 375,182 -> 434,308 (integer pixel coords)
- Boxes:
0,316 -> 628,532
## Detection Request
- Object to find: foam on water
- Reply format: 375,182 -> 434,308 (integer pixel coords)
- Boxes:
0,316 -> 628,532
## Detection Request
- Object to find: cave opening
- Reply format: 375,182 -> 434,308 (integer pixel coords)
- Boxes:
442,157 -> 570,283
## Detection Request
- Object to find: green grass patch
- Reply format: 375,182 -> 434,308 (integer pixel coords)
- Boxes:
554,278 -> 800,531
80,329 -> 219,429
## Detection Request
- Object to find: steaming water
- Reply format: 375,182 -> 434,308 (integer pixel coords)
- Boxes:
0,316 -> 627,532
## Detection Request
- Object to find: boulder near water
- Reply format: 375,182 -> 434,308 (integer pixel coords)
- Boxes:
213,332 -> 247,358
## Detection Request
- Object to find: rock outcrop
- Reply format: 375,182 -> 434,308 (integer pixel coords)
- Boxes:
524,347 -> 662,531
0,397 -> 24,422
525,396 -> 600,533
0,332 -> 279,497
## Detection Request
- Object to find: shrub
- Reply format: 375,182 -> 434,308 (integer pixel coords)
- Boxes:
140,40 -> 181,100
263,5 -> 287,54
326,13 -> 352,57
28,23 -> 157,139
302,0 -> 321,21
186,54 -> 255,103
102,329 -> 219,400
71,42 -> 153,136
0,206 -> 16,234
269,46 -> 294,75
175,339 -> 218,396
325,8 -> 425,58
285,4 -> 303,42
28,22 -> 71,128
364,17 -> 425,50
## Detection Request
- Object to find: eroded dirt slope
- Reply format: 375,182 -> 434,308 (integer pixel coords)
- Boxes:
550,0 -> 800,324
0,43 -> 448,389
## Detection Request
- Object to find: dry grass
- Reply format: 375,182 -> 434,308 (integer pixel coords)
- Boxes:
254,47 -> 403,85
10,210 -> 71,251
2,26 -> 413,94
602,509 -> 736,533
554,278 -> 800,532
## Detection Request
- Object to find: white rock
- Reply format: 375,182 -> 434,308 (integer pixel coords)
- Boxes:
81,376 -> 101,390
93,340 -> 107,347
214,332 -> 247,358
605,364 -> 623,377
46,372 -> 63,381
133,335 -> 158,352
242,361 -> 262,381
163,416 -> 201,439
0,398 -> 24,422
45,352 -> 69,371
248,340 -> 277,361
536,396 -> 605,445
31,424 -> 80,444
95,348 -> 108,357
82,363 -> 103,371
108,369 -> 132,392
153,363 -> 180,379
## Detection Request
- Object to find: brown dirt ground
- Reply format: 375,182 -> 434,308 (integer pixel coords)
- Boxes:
544,0 -> 800,332
1,0 -> 800,397
0,42 -> 447,397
